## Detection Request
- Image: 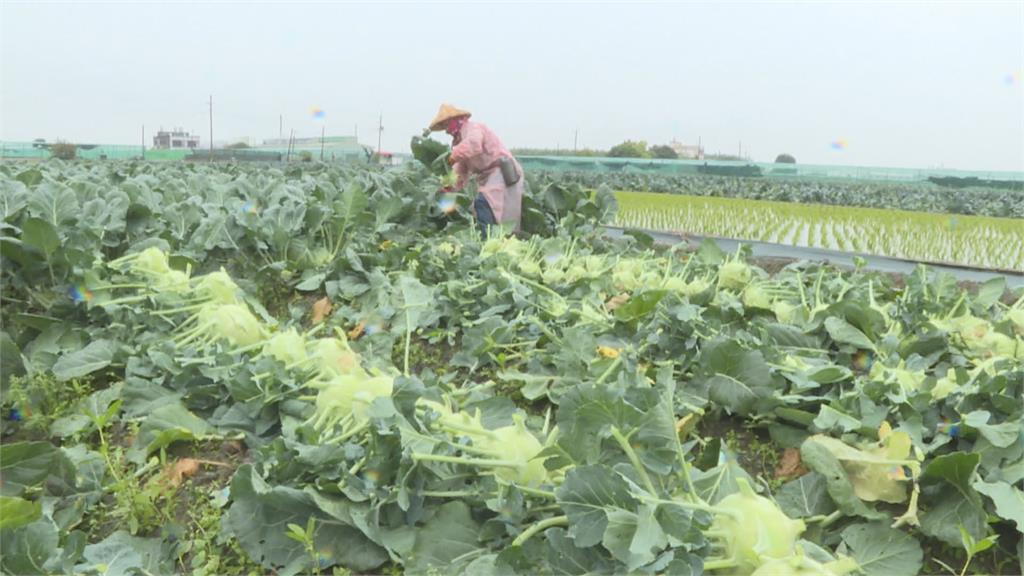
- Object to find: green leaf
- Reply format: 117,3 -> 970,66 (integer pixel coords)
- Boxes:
0,496 -> 42,530
629,504 -> 669,559
410,136 -> 450,176
190,212 -> 236,251
556,465 -> 639,548
51,339 -> 116,381
227,465 -> 387,573
0,331 -> 25,390
800,434 -> 913,504
691,448 -> 754,504
15,168 -> 42,187
824,316 -> 876,351
613,289 -> 667,323
27,181 -> 79,227
963,410 -> 1020,448
0,441 -> 74,497
396,275 -> 437,331
810,365 -> 853,384
813,405 -> 862,434
53,383 -> 125,438
799,437 -> 886,520
0,519 -> 59,575
602,508 -> 658,571
695,238 -> 726,265
973,480 -> 1024,532
20,217 -> 60,259
497,370 -> 570,401
975,277 -> 1006,309
75,530 -> 171,576
555,384 -> 644,464
133,403 -> 213,459
50,415 -> 93,438
696,339 -> 774,415
775,472 -> 836,518
295,272 -> 326,292
407,501 -> 481,576
840,522 -> 923,576
541,528 -> 614,575
332,181 -> 369,241
303,490 -> 394,570
919,452 -> 987,546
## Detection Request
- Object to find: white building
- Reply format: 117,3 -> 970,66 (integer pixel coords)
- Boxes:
670,139 -> 704,160
153,129 -> 200,150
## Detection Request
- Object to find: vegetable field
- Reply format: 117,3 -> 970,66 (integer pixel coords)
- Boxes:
615,191 -> 1024,271
1,161 -> 1023,576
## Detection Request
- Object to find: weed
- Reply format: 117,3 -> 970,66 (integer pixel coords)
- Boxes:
177,483 -> 261,576
3,373 -> 95,437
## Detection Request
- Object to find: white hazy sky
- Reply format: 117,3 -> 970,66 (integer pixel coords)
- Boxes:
2,1 -> 1022,171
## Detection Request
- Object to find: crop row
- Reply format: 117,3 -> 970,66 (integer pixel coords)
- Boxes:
531,171 -> 1024,218
615,191 -> 1024,271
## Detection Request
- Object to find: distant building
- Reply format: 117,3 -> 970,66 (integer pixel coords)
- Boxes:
670,139 -> 704,160
153,129 -> 200,150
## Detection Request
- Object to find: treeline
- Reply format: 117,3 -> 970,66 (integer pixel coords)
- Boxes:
513,141 -> 686,159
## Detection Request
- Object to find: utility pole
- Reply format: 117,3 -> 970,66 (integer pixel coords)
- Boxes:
376,113 -> 383,157
208,95 -> 214,161
320,125 -> 326,161
141,125 -> 145,160
573,129 -> 579,153
279,115 -> 283,139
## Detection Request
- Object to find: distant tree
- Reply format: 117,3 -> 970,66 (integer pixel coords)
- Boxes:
608,140 -> 650,158
50,141 -> 77,160
649,144 -> 678,159
299,150 -> 313,162
775,153 -> 796,164
226,142 -> 250,149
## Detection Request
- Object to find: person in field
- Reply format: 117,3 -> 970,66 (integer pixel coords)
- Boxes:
429,104 -> 524,234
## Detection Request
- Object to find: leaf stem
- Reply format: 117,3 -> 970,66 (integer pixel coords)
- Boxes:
411,453 -> 522,469
508,484 -> 557,499
420,490 -> 479,498
610,426 -> 658,496
511,515 -> 569,547
702,557 -> 739,571
805,509 -> 843,528
596,357 -> 622,384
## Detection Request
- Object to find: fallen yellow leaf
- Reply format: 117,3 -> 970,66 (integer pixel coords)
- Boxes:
166,458 -> 200,487
774,448 -> 808,481
604,293 -> 630,312
311,297 -> 332,325
347,320 -> 366,341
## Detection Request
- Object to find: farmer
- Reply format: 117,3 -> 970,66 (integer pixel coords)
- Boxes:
429,104 -> 524,234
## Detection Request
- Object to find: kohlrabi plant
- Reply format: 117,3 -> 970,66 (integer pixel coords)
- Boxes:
412,399 -> 557,488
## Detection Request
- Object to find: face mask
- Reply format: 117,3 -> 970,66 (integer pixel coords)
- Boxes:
445,118 -> 464,137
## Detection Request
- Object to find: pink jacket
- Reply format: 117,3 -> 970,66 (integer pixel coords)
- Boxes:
450,121 -> 524,228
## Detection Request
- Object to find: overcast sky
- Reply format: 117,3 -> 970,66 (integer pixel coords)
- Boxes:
2,1 -> 1022,171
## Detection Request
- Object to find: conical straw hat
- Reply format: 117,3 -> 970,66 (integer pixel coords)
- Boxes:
429,103 -> 472,131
